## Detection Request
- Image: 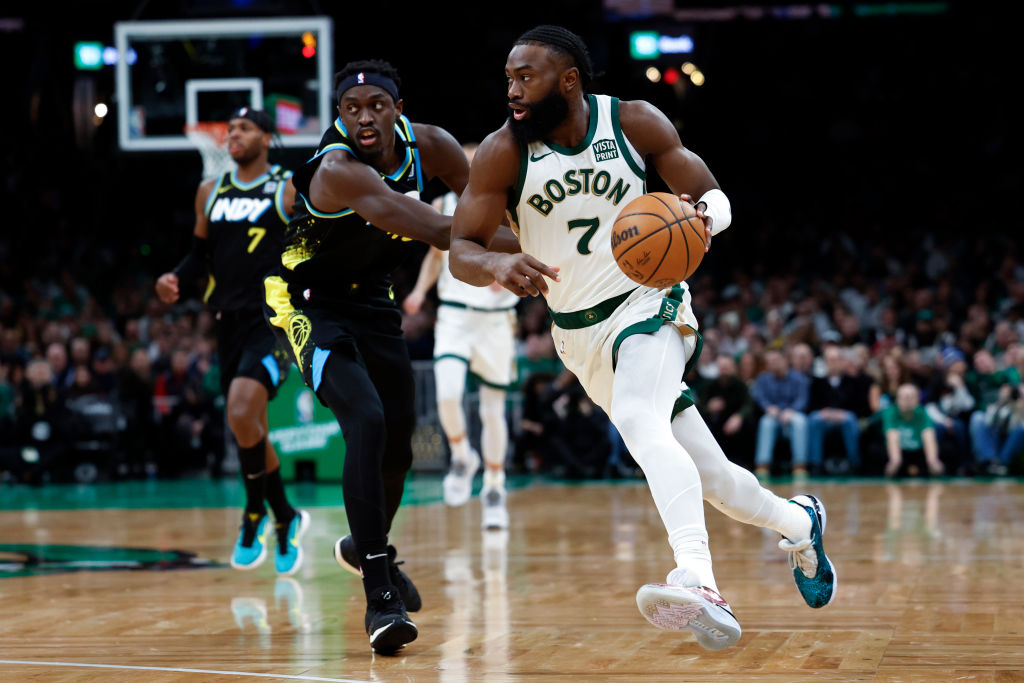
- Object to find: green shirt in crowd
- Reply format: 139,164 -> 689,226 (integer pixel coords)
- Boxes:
881,404 -> 934,451
967,367 -> 1022,410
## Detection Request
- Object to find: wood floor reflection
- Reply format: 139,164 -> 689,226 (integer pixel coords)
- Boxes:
1,479 -> 1023,681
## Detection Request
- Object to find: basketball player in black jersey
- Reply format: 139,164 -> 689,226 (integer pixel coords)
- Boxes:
264,59 -> 516,655
157,108 -> 311,576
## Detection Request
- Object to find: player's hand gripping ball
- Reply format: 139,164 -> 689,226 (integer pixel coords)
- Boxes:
611,192 -> 707,288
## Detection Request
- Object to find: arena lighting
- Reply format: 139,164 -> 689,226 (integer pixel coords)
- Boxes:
74,42 -> 103,70
645,66 -> 662,82
681,61 -> 696,75
690,70 -> 705,86
21,446 -> 39,464
663,67 -> 680,85
94,103 -> 108,118
629,31 -> 694,60
301,30 -> 316,58
631,31 -> 659,59
75,43 -> 137,69
659,34 -> 694,54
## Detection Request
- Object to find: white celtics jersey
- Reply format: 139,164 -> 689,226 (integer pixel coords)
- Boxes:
510,94 -> 650,313
438,191 -> 519,310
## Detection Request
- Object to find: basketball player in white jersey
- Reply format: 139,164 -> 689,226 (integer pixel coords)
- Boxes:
450,25 -> 837,650
403,144 -> 519,529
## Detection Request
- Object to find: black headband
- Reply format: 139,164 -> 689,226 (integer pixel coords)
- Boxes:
336,71 -> 400,102
232,107 -> 277,135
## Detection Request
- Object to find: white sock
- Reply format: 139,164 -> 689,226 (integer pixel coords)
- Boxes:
449,437 -> 471,464
483,467 -> 505,490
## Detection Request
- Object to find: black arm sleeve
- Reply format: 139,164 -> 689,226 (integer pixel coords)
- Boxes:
172,236 -> 209,294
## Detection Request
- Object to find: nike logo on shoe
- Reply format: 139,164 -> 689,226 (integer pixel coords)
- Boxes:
366,552 -> 387,560
370,623 -> 393,642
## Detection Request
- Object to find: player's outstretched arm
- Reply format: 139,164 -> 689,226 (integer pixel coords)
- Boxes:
451,129 -> 559,297
156,179 -> 215,304
620,99 -> 732,244
418,124 -> 521,255
310,151 -> 451,249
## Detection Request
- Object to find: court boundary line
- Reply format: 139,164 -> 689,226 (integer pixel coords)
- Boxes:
0,660 -> 370,682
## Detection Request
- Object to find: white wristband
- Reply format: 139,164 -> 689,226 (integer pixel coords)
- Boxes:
697,188 -> 731,235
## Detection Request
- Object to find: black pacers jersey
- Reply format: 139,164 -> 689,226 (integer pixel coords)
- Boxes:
279,115 -> 424,302
204,165 -> 292,311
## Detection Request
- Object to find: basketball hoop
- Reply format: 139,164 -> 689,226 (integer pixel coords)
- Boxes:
184,122 -> 234,180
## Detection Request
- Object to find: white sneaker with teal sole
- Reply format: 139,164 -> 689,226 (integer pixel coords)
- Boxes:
231,512 -> 270,570
780,494 -> 837,608
635,568 -> 742,651
274,509 -> 311,575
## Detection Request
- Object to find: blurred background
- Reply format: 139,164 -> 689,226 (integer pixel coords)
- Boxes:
1,1 -> 1021,485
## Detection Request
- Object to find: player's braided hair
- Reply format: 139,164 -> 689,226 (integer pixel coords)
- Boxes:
333,59 -> 402,97
515,25 -> 595,89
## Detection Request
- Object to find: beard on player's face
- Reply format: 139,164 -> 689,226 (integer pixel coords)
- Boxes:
508,86 -> 569,145
229,143 -> 262,166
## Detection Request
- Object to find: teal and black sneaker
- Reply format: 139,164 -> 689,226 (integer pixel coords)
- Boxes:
231,511 -> 270,570
779,494 -> 837,608
274,509 -> 311,575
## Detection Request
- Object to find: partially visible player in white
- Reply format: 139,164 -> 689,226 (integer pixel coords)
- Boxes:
403,144 -> 519,529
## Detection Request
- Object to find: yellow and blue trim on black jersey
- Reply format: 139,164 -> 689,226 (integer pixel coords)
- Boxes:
300,114 -> 424,220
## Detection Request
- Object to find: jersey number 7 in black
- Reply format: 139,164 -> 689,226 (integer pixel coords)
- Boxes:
568,218 -> 599,255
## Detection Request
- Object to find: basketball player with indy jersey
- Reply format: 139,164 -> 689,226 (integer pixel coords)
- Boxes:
450,25 -> 837,651
403,143 -> 519,530
156,108 -> 309,577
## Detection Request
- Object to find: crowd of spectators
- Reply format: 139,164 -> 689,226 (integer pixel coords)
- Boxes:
0,278 -> 226,483
3,214 -> 1024,484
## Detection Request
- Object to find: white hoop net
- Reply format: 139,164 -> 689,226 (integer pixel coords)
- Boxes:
184,122 -> 234,180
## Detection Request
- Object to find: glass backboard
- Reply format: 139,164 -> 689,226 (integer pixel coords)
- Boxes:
114,16 -> 333,151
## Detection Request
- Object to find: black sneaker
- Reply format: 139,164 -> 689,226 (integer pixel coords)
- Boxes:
364,586 -> 417,655
334,536 -> 422,612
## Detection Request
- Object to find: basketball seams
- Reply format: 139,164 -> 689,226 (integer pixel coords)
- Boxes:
643,213 -> 673,286
675,221 -> 690,286
612,192 -> 705,286
649,192 -> 685,223
615,211 -> 672,223
682,216 -> 707,248
614,223 -> 671,261
614,217 -> 688,276
612,205 -> 676,285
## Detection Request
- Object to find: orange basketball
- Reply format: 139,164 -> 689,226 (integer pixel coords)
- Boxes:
611,192 -> 707,288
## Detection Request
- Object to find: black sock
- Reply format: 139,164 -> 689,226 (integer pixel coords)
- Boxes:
238,438 -> 267,516
357,539 -> 393,598
264,468 -> 296,524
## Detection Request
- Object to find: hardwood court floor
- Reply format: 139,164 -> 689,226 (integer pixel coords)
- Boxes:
1,477 -> 1023,681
